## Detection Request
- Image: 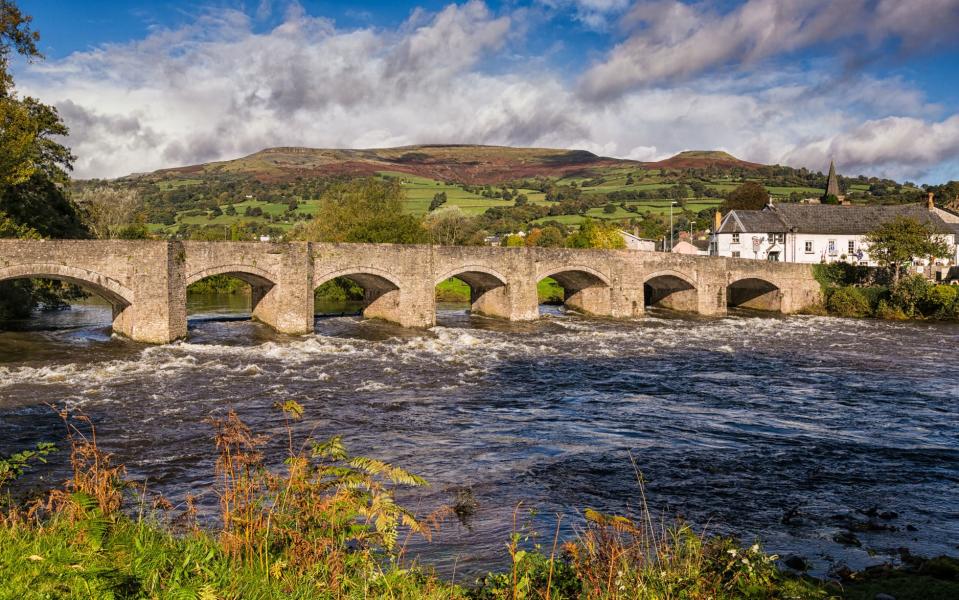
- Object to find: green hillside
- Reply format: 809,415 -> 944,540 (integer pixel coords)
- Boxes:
74,144 -> 929,240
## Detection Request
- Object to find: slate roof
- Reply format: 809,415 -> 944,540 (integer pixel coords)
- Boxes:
719,203 -> 959,236
691,238 -> 711,251
718,210 -> 786,234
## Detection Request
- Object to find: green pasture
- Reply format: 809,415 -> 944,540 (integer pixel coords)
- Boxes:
162,197 -> 320,233
436,276 -> 563,303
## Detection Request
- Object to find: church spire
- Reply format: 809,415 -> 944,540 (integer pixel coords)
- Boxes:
825,160 -> 840,198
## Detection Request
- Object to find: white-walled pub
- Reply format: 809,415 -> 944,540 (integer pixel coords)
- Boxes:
709,200 -> 959,267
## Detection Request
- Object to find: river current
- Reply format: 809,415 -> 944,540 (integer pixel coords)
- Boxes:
1,297 -> 957,578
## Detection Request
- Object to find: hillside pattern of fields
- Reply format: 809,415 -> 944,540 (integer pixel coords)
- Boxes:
98,144 -> 928,237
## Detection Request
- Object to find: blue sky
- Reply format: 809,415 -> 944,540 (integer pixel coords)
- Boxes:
14,0 -> 959,182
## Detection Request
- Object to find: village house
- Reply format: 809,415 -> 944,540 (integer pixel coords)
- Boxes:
619,229 -> 657,251
671,238 -> 710,256
709,165 -> 959,269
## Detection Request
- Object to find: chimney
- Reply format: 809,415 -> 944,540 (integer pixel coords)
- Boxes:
713,210 -> 722,232
927,192 -> 935,210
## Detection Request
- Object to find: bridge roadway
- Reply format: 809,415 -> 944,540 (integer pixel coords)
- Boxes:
0,240 -> 823,343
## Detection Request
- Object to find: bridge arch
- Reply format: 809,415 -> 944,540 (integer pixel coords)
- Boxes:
536,265 -> 611,316
314,266 -> 405,324
0,263 -> 134,307
536,265 -> 611,289
314,266 -> 402,296
644,270 -> 699,312
434,265 -> 509,290
186,264 -> 277,288
434,265 -> 513,320
726,276 -> 782,312
185,264 -> 281,322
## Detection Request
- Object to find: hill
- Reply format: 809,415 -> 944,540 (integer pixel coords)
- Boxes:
142,145 -> 644,186
81,144 -> 928,240
131,145 -> 767,187
647,150 -> 763,170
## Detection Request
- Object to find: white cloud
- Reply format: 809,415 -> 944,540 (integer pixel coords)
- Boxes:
16,1 -> 959,183
579,0 -> 959,101
784,115 -> 959,179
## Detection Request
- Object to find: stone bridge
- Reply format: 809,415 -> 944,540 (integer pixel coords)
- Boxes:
0,240 -> 822,343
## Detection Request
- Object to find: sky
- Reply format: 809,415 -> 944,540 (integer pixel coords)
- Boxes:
12,0 -> 959,183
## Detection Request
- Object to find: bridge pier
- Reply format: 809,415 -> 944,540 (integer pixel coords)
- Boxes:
363,284 -> 435,328
696,281 -> 728,317
105,242 -> 188,344
564,286 -> 612,316
248,243 -> 314,335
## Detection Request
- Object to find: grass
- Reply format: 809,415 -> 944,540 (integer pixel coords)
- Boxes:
435,277 -> 564,304
3,409 -> 956,599
380,171 -> 554,216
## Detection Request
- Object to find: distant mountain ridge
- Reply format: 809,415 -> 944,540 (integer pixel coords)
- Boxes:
130,145 -> 764,185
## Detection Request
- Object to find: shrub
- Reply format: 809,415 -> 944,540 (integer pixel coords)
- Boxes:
876,299 -> 909,320
813,263 -> 875,288
925,284 -> 959,319
826,287 -> 872,317
857,285 -> 889,309
890,275 -> 932,317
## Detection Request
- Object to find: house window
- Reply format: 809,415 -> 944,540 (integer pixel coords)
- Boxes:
848,240 -> 855,254
710,242 -> 717,255
767,233 -> 775,243
804,241 -> 813,254
731,233 -> 740,244
828,239 -> 837,255
732,251 -> 741,258
776,233 -> 785,243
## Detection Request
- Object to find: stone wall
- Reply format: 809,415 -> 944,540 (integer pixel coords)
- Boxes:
0,240 -> 824,343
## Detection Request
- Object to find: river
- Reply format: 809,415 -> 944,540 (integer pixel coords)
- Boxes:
1,295 -> 957,578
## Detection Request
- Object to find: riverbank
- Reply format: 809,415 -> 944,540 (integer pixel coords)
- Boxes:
0,412 -> 843,599
3,414 -> 956,600
815,264 -> 959,321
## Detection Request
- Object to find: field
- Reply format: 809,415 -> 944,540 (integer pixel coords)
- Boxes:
149,168 -> 735,234
381,171 -> 551,216
150,197 -> 322,235
136,145 -> 914,237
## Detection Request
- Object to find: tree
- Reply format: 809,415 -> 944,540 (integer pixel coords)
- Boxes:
428,191 -> 447,212
72,186 -> 142,239
423,205 -> 475,246
500,234 -> 524,247
821,194 -> 840,205
864,217 -> 951,285
533,225 -> 565,248
565,220 -> 626,250
294,179 -> 427,244
723,182 -> 769,211
0,1 -> 88,320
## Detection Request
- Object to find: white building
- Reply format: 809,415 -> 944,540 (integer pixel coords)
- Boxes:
619,230 -> 657,251
671,240 -> 709,256
709,198 -> 959,266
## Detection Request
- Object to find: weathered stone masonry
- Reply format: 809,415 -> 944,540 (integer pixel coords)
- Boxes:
0,240 -> 823,343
